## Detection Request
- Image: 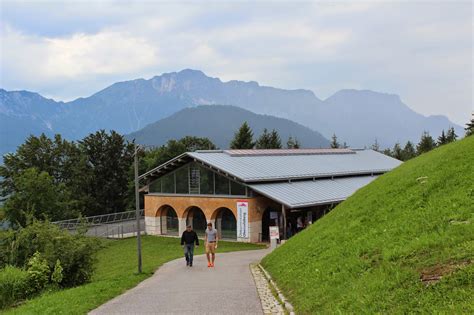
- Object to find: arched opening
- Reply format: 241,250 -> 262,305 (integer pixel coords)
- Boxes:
159,205 -> 178,236
261,207 -> 281,242
186,206 -> 207,237
214,207 -> 237,240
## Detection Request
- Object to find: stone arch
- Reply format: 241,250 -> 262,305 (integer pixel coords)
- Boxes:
157,205 -> 179,236
183,206 -> 207,236
212,207 -> 237,240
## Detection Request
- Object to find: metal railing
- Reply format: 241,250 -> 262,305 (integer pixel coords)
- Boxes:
52,210 -> 144,230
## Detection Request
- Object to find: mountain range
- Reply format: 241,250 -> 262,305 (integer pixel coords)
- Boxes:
127,105 -> 329,148
0,69 -> 464,156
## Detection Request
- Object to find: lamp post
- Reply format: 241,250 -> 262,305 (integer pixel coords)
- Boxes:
134,143 -> 142,274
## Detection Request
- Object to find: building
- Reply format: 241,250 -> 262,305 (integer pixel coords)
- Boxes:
140,148 -> 401,242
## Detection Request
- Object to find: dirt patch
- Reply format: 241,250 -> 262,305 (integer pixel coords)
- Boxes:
420,260 -> 471,285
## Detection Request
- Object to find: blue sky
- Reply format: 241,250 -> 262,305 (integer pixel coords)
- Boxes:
0,0 -> 472,125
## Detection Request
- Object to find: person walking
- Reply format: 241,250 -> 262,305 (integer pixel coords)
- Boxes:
204,222 -> 218,268
181,225 -> 199,267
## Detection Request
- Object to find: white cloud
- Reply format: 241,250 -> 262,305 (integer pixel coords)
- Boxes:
0,1 -> 471,124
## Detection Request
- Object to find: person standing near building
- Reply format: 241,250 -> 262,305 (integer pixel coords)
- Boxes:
205,222 -> 218,267
181,225 -> 199,267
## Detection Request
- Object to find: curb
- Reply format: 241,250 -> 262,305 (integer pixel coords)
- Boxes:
258,264 -> 296,315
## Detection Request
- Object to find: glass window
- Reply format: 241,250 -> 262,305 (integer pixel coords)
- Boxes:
199,166 -> 214,194
149,178 -> 161,193
190,164 -> 200,194
175,166 -> 189,194
162,172 -> 175,193
215,172 -> 230,195
230,180 -> 246,196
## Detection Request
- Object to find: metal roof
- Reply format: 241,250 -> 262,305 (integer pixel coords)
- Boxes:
187,149 -> 401,182
248,175 -> 378,208
223,148 -> 354,156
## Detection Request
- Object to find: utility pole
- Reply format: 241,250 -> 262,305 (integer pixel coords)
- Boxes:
134,144 -> 142,273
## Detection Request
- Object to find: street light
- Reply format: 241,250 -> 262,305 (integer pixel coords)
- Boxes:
134,143 -> 142,274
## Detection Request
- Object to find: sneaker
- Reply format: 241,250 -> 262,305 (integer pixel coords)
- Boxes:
207,262 -> 211,267
189,263 -> 193,267
211,263 -> 214,267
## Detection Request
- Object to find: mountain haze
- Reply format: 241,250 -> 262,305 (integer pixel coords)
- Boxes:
0,69 -> 464,156
127,105 -> 330,149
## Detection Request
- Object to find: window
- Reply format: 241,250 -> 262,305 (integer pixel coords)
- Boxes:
162,172 -> 175,193
215,172 -> 230,195
199,166 -> 214,194
230,180 -> 246,195
175,166 -> 189,194
189,165 -> 200,194
149,178 -> 161,193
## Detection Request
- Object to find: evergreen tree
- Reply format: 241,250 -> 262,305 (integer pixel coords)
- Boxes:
402,141 -> 416,161
437,130 -> 448,146
255,129 -> 272,149
287,136 -> 301,149
78,130 -> 135,216
230,122 -> 254,149
382,148 -> 392,157
465,113 -> 474,136
392,143 -> 403,160
342,142 -> 348,149
416,131 -> 436,155
330,134 -> 340,149
371,139 -> 380,152
269,129 -> 282,149
446,127 -> 457,143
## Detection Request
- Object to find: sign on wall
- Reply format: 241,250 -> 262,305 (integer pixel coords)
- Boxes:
237,200 -> 249,238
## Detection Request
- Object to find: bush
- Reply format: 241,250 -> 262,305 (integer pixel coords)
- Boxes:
26,252 -> 49,294
0,265 -> 29,309
51,259 -> 63,286
1,221 -> 100,287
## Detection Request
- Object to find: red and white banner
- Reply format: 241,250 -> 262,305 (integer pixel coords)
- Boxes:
237,200 -> 249,238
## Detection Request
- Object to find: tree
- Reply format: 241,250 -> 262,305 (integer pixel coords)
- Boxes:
437,130 -> 448,146
402,141 -> 416,161
446,127 -> 457,143
3,168 -> 77,227
465,113 -> 474,136
392,143 -> 403,160
416,131 -> 436,155
230,122 -> 254,149
371,139 -> 380,152
255,129 -> 272,149
287,136 -> 301,149
382,148 -> 392,157
78,130 -> 135,216
269,129 -> 282,149
330,134 -> 340,149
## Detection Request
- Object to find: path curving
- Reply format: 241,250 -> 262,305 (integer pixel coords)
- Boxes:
90,248 -> 271,315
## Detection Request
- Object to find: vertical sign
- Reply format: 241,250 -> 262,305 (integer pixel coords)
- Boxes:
237,200 -> 249,238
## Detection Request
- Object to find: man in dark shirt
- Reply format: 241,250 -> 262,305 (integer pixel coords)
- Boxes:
181,225 -> 199,267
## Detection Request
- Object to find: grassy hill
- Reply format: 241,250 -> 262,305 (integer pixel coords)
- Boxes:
262,136 -> 474,313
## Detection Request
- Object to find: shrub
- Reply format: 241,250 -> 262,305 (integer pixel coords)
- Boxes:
2,221 -> 100,287
51,259 -> 63,286
0,265 -> 29,309
26,252 -> 49,294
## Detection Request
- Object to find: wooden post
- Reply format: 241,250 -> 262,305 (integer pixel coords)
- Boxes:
281,204 -> 287,240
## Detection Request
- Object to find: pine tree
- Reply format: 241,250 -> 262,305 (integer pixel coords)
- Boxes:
437,130 -> 448,146
255,129 -> 272,149
446,127 -> 457,143
392,143 -> 403,160
371,139 -> 380,152
269,129 -> 282,149
330,134 -> 340,149
230,122 -> 254,149
416,131 -> 436,155
382,148 -> 392,157
402,141 -> 416,161
287,136 -> 301,149
465,113 -> 474,137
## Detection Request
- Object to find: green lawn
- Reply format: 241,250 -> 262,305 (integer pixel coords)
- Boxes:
262,136 -> 474,314
4,236 -> 264,314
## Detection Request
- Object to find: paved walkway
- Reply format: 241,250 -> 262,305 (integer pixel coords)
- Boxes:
90,248 -> 271,315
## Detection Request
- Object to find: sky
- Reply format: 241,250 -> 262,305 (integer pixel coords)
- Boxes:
0,0 -> 472,125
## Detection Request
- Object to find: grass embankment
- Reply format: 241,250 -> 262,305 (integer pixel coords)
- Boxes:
262,137 -> 474,313
5,236 -> 264,314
